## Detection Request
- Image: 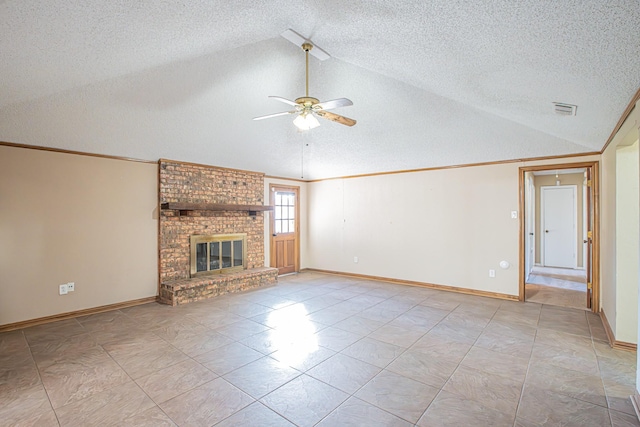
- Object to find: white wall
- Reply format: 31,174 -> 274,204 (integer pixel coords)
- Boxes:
307,157 -> 597,297
601,101 -> 640,345
616,141 -> 639,343
264,178 -> 309,269
601,139 -> 618,333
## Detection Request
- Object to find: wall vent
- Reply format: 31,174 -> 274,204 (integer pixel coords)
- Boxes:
553,102 -> 577,116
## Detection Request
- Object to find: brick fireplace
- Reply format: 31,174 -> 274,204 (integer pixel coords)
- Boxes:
158,160 -> 278,306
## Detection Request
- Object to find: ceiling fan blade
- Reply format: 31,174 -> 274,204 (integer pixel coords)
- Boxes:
315,98 -> 353,111
253,110 -> 297,121
269,96 -> 300,107
280,29 -> 330,61
316,111 -> 357,127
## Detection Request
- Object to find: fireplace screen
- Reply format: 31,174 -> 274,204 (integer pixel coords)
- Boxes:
190,234 -> 247,277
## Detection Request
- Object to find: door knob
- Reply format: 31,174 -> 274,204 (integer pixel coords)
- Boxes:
272,234 -> 277,237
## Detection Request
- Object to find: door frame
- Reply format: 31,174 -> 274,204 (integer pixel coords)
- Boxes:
269,184 -> 300,274
518,161 -> 600,312
540,184 -> 578,269
582,176 -> 588,271
525,174 -> 536,281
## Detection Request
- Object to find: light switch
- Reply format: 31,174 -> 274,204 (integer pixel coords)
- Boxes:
511,211 -> 518,219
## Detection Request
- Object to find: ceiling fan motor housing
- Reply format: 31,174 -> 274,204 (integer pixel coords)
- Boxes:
295,97 -> 319,107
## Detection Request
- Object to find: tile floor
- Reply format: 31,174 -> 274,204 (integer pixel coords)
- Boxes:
530,266 -> 588,283
1,272 -> 638,426
526,266 -> 588,311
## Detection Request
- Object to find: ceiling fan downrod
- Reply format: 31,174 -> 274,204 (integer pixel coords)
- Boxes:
302,42 -> 312,98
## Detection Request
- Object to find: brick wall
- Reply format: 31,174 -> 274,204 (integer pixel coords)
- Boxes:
159,160 -> 266,283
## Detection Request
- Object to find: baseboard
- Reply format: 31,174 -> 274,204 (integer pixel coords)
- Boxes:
600,309 -> 638,351
0,296 -> 158,332
302,268 -> 518,301
599,309 -> 615,344
614,341 -> 638,351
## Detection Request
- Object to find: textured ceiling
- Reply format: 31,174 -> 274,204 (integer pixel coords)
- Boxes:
0,1 -> 638,179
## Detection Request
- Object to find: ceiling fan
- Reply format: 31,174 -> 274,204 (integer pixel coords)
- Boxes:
253,40 -> 356,130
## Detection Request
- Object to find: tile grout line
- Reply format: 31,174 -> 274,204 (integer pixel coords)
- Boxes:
529,305 -> 616,416
89,308 -> 229,425
23,329 -> 62,427
587,308 -> 617,423
97,323 -> 181,425
434,300 -> 524,425
274,288 -> 435,425
512,306 -> 542,427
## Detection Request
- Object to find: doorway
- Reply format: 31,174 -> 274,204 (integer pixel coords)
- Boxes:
269,185 -> 300,275
519,162 -> 599,311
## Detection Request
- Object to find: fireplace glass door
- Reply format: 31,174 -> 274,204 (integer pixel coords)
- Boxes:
190,234 -> 247,277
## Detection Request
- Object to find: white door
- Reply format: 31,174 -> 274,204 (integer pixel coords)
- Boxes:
542,185 -> 577,268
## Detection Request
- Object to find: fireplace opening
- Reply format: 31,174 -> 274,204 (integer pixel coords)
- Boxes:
190,233 -> 247,277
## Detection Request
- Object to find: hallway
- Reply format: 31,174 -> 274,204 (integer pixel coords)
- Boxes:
526,266 -> 588,311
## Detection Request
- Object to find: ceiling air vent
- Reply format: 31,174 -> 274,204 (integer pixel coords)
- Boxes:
553,102 -> 577,116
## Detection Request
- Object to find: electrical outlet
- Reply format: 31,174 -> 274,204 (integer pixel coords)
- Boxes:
67,282 -> 75,292
354,256 -> 359,263
489,269 -> 496,278
59,284 -> 68,295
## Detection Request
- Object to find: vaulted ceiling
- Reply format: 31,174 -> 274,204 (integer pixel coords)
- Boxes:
1,1 -> 638,179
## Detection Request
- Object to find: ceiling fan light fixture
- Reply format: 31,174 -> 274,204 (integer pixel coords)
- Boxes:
293,112 -> 320,130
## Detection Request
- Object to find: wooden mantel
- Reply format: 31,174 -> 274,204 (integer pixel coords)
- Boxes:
160,202 -> 273,216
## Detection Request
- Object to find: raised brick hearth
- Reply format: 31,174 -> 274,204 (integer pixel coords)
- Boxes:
159,267 -> 277,306
159,160 -> 277,306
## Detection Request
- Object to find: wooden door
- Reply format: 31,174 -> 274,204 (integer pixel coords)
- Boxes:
270,185 -> 299,275
585,168 -> 593,309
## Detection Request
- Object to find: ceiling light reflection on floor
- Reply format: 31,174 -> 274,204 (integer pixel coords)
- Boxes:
267,303 -> 319,366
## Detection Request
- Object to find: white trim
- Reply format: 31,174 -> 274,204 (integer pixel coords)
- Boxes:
540,185 -> 578,269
